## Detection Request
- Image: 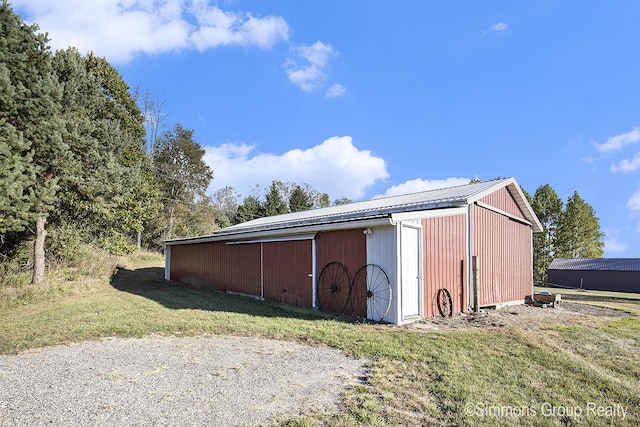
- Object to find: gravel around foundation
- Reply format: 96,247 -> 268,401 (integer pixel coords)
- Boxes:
0,335 -> 366,426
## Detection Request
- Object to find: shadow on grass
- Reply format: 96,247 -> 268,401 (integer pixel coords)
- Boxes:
110,266 -> 343,322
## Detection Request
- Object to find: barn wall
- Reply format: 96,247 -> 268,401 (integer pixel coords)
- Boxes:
422,214 -> 467,317
480,187 -> 527,219
169,241 -> 261,296
472,204 -> 533,306
262,240 -> 313,307
316,229 -> 367,277
548,270 -> 640,293
315,229 -> 367,314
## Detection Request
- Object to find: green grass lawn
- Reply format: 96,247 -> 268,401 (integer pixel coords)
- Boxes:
535,286 -> 640,316
1,254 -> 639,426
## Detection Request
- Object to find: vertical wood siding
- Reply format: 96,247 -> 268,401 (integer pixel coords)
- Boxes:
262,240 -> 313,307
472,204 -> 533,306
422,215 -> 467,317
316,229 -> 367,282
169,241 -> 261,295
480,187 -> 527,219
316,229 -> 367,315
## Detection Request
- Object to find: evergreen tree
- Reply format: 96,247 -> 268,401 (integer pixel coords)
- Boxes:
289,185 -> 313,212
85,53 -> 159,248
0,122 -> 35,235
532,184 -> 563,283
0,2 -> 66,283
556,191 -> 604,258
263,181 -> 288,216
52,48 -> 158,252
235,195 -> 262,223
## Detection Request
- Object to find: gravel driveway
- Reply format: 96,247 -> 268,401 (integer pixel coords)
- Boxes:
0,336 -> 366,426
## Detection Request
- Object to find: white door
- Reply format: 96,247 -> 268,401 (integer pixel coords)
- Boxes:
400,225 -> 421,319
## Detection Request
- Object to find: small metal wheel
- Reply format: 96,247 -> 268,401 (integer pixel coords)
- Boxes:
436,288 -> 453,317
317,261 -> 352,314
351,264 -> 392,322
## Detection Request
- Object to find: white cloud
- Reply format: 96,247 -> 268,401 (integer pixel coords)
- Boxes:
627,188 -> 640,211
15,1 -> 289,64
374,177 -> 471,199
483,22 -> 509,35
326,83 -> 346,98
593,127 -> 640,152
204,136 -> 389,200
285,41 -> 337,91
610,152 -> 640,173
604,238 -> 626,252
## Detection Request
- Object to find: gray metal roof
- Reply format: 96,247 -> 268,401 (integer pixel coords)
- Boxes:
165,177 -> 542,245
549,258 -> 640,272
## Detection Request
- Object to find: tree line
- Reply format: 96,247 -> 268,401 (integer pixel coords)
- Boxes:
0,1 -> 350,284
0,3 -> 604,286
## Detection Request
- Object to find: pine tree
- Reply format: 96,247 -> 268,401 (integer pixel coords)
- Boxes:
263,181 -> 288,216
556,192 -> 604,258
0,2 -> 66,282
235,195 -> 262,223
532,184 -> 563,283
0,121 -> 35,235
289,185 -> 313,212
52,48 -> 158,251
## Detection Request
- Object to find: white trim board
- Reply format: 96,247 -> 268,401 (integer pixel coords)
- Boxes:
390,207 -> 466,224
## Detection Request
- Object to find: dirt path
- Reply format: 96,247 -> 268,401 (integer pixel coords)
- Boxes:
409,301 -> 631,332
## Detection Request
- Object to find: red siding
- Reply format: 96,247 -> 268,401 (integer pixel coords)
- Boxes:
472,204 -> 533,306
170,241 -> 261,295
316,229 -> 367,282
423,215 -> 467,317
316,229 -> 367,315
480,187 -> 527,220
262,240 -> 313,307
169,230 -> 364,311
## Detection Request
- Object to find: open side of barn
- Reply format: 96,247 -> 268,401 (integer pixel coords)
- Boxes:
164,178 -> 542,325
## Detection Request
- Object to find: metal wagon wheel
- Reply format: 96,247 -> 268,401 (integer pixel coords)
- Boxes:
351,264 -> 392,322
436,288 -> 453,317
317,261 -> 352,315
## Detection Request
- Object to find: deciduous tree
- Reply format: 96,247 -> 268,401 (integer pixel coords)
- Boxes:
532,184 -> 563,283
154,123 -> 213,239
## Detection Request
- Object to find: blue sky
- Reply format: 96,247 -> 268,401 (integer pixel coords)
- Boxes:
15,1 -> 640,257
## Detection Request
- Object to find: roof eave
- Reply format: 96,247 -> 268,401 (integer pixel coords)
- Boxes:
163,216 -> 394,246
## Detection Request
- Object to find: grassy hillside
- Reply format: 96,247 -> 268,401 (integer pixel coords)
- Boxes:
1,253 -> 638,426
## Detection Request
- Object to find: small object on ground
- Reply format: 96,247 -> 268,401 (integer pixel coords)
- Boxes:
531,292 -> 561,308
436,288 -> 453,317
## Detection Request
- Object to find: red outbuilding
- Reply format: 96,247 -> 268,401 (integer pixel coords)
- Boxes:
164,178 -> 542,325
